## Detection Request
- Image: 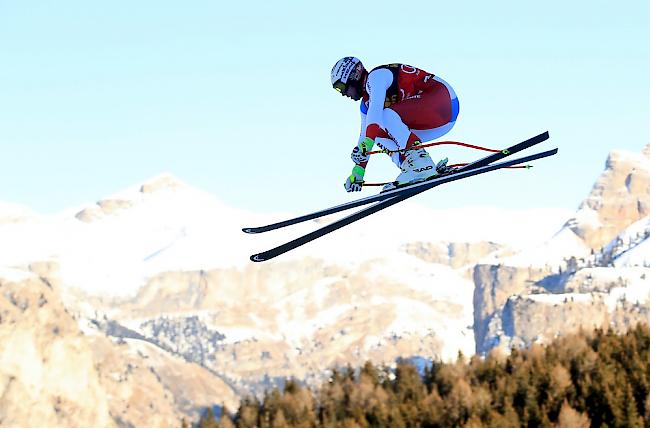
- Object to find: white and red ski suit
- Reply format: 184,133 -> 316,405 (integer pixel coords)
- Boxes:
358,63 -> 459,166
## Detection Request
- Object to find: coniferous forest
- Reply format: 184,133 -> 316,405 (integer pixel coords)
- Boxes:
192,324 -> 650,428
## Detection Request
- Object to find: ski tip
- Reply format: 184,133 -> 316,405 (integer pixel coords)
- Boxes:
250,253 -> 267,262
242,227 -> 258,234
531,130 -> 549,142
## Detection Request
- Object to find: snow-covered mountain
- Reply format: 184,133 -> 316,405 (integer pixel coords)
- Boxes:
1,174 -> 271,296
3,142 -> 650,425
0,171 -> 572,422
566,145 -> 650,249
0,172 -> 569,297
609,216 -> 650,267
0,201 -> 37,224
473,143 -> 650,355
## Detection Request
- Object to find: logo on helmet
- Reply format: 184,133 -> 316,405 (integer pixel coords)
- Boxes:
331,57 -> 361,85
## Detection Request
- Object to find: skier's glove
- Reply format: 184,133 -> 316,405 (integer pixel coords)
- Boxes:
344,165 -> 365,192
350,137 -> 375,165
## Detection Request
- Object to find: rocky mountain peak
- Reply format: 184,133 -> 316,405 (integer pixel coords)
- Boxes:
566,146 -> 650,249
0,267 -> 237,426
473,141 -> 650,355
139,173 -> 188,194
75,173 -> 190,223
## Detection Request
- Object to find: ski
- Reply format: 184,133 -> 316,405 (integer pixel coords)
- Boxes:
249,147 -> 558,262
243,131 -> 550,234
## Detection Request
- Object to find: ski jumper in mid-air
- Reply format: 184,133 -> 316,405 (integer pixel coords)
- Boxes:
330,57 -> 460,192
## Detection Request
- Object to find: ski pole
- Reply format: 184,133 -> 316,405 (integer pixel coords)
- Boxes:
366,141 -> 502,156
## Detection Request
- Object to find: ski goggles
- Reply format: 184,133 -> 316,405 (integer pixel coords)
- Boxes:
333,80 -> 347,94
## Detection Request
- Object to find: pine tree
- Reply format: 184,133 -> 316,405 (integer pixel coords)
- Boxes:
360,361 -> 380,386
218,413 -> 236,428
488,401 -> 520,428
442,377 -> 473,426
462,414 -> 486,428
271,409 -> 290,428
419,389 -> 444,427
557,400 -> 590,428
236,397 -> 261,428
215,325 -> 650,428
279,380 -> 316,428
261,388 -> 283,426
643,393 -> 650,428
623,381 -> 644,428
547,364 -> 573,419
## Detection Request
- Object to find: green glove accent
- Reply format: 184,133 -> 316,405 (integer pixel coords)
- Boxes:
345,165 -> 366,192
351,165 -> 365,182
360,137 -> 375,155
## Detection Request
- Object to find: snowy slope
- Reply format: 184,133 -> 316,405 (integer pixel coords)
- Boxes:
0,174 -> 572,297
1,175 -> 284,295
0,174 -> 586,391
0,201 -> 38,224
608,216 -> 650,267
491,226 -> 591,268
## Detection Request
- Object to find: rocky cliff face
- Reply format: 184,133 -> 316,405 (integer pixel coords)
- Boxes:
472,264 -> 553,352
96,255 -> 476,397
0,269 -> 115,428
3,174 -> 513,423
0,165 -> 611,421
567,145 -> 650,249
472,143 -> 650,355
0,267 -> 238,427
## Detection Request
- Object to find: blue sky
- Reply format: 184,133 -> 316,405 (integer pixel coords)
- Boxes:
1,1 -> 649,215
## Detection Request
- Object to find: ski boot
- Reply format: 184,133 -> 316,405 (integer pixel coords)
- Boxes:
381,147 -> 437,192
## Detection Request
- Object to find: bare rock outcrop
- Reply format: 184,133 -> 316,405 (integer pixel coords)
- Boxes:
472,143 -> 650,355
498,294 -> 611,350
472,264 -> 552,353
75,198 -> 135,223
485,263 -> 650,353
0,268 -> 237,427
140,174 -> 187,194
99,256 -> 475,395
567,146 -> 650,249
75,174 -> 186,223
0,270 -> 116,427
